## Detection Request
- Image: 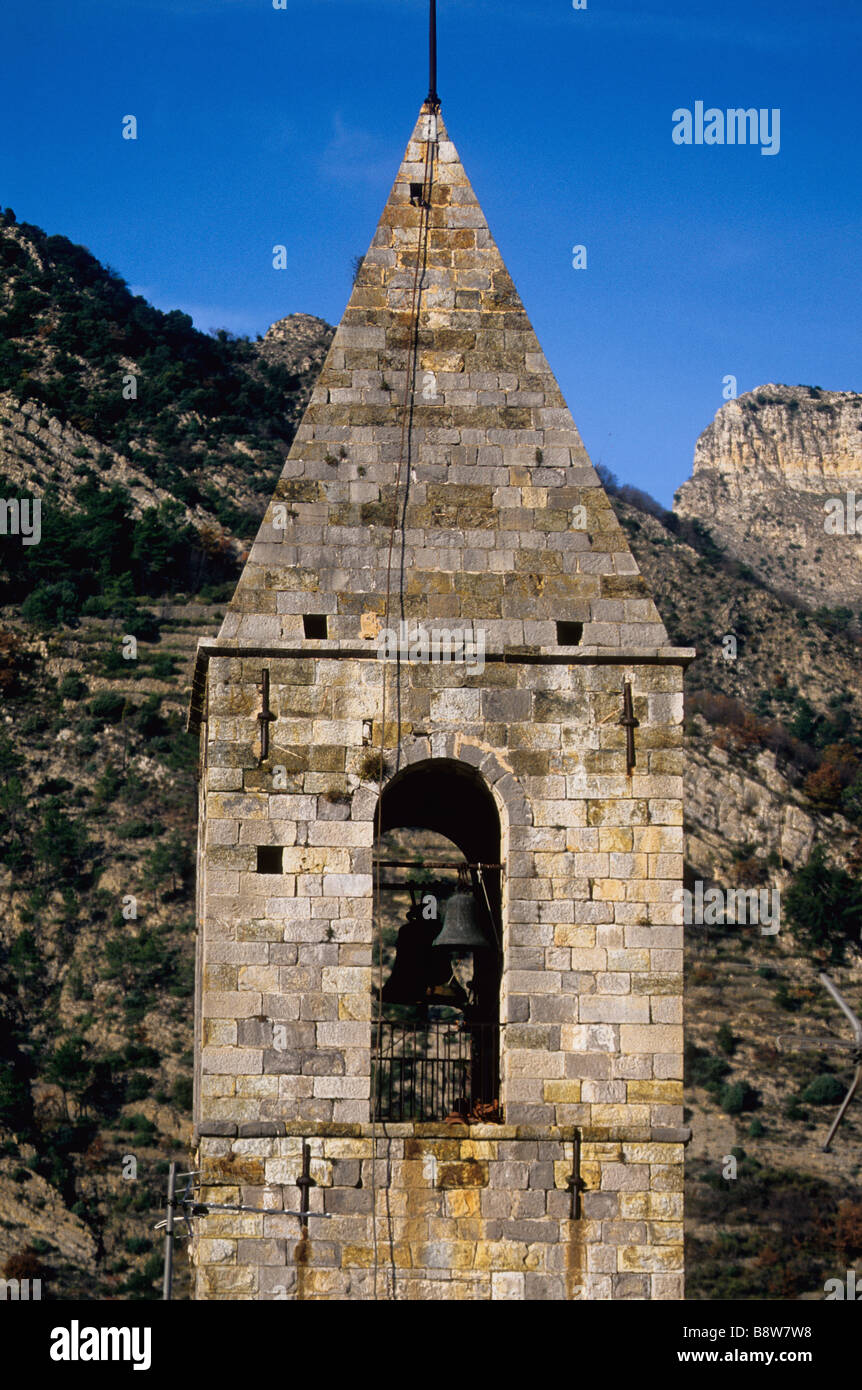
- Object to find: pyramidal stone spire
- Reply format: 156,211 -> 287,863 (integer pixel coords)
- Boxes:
215,105 -> 672,657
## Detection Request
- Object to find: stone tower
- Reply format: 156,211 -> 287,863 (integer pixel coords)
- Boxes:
188,98 -> 693,1301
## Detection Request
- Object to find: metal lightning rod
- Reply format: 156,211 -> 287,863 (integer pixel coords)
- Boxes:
427,0 -> 440,108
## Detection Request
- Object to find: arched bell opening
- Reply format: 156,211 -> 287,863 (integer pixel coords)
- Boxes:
371,759 -> 504,1123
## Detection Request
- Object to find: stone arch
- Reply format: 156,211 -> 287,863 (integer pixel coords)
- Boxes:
349,732 -> 532,837
348,739 -> 534,1121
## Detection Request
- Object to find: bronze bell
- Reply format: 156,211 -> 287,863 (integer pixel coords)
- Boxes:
382,904 -> 444,1004
432,890 -> 491,952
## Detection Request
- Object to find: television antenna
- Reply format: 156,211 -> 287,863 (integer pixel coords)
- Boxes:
154,1147 -> 332,1300
776,972 -> 862,1152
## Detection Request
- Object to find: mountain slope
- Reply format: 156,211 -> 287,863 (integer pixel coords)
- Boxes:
0,206 -> 333,540
0,207 -> 860,1299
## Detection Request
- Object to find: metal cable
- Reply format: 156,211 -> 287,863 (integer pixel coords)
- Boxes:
371,109 -> 437,1301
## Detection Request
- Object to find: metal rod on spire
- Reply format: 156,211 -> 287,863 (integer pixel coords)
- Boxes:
427,0 -> 439,108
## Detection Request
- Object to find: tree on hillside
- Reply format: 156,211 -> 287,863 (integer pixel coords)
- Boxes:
784,842 -> 862,964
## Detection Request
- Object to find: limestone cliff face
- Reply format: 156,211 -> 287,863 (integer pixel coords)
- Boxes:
675,385 -> 862,607
258,313 -> 333,378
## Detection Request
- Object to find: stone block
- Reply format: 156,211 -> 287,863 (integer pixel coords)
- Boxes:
202,1047 -> 263,1075
561,1023 -> 617,1052
491,1272 -> 525,1300
612,1273 -> 650,1299
618,1244 -> 683,1273
619,1024 -> 683,1054
312,1076 -> 369,1099
599,1164 -> 650,1192
324,1187 -> 373,1214
504,1103 -> 555,1125
527,1163 -> 556,1190
299,1048 -> 345,1076
543,1081 -> 581,1103
505,1049 -> 565,1078
528,995 -> 577,1023
235,1238 -> 285,1266
627,1080 -> 683,1103
488,1161 -> 531,1190
437,1160 -> 489,1189
525,1273 -> 566,1301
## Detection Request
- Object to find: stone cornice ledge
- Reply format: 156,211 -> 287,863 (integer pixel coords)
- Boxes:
194,1121 -> 692,1144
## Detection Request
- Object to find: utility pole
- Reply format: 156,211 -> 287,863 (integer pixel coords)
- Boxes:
162,1161 -> 177,1301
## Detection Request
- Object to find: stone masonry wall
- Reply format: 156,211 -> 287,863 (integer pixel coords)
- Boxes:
193,1127 -> 684,1301
196,652 -> 685,1134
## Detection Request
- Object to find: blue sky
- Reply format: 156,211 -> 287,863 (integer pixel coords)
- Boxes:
1,0 -> 860,506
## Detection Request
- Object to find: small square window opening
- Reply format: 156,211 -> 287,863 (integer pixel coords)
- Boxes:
257,845 -> 283,874
556,621 -> 584,645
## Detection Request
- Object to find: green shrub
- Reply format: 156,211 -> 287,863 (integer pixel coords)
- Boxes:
145,652 -> 177,679
88,692 -> 126,724
125,1236 -> 152,1255
121,1043 -> 160,1068
773,981 -> 802,1012
125,1074 -> 152,1102
97,648 -> 135,678
58,673 -> 86,700
116,819 -> 159,840
171,1075 -> 193,1111
720,1080 -> 759,1115
685,1043 -> 730,1096
127,608 -> 161,642
800,1074 -> 847,1105
93,761 -> 123,806
21,581 -> 80,629
124,1113 -> 157,1137
168,958 -> 194,999
103,929 -> 173,990
8,930 -> 43,987
32,797 -> 91,880
717,1023 -> 737,1056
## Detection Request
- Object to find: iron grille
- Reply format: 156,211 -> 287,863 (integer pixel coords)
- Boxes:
372,1020 -> 500,1122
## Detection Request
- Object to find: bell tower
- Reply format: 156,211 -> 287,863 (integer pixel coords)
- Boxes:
188,87 -> 693,1300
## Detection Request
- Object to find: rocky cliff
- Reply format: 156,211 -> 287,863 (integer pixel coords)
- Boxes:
675,385 -> 862,608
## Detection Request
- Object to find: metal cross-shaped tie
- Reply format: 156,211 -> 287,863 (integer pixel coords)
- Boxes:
566,1128 -> 586,1219
618,681 -> 639,776
257,670 -> 276,764
296,1140 -> 316,1235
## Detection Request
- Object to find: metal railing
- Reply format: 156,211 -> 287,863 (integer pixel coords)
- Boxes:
372,1020 -> 500,1122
